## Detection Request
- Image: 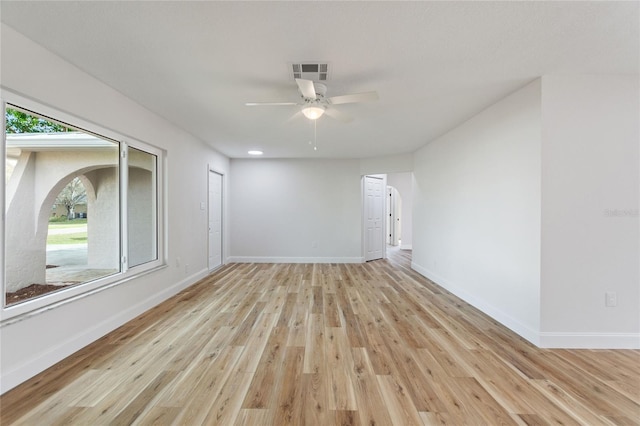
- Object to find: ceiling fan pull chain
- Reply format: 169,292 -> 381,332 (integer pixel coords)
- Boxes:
313,119 -> 318,151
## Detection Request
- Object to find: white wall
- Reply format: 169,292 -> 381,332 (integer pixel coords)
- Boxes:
0,24 -> 230,393
360,153 -> 413,176
540,75 -> 640,348
412,75 -> 639,349
229,158 -> 363,262
412,80 -> 542,344
386,172 -> 413,249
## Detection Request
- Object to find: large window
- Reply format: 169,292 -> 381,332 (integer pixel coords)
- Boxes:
2,99 -> 164,315
128,147 -> 158,268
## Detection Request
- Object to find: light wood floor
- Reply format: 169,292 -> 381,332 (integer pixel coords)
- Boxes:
1,249 -> 638,425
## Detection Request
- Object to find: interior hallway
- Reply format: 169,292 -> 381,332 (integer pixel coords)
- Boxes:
0,250 -> 638,425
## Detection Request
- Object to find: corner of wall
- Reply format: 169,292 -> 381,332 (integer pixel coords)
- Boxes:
411,261 -> 541,346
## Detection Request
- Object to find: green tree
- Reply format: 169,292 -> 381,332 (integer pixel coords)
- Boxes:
55,177 -> 87,220
5,107 -> 70,134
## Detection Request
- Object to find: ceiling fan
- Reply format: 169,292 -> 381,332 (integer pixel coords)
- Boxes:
245,78 -> 378,123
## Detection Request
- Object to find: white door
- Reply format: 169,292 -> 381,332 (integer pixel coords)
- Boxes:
386,186 -> 393,245
388,186 -> 401,246
393,188 -> 402,246
208,170 -> 223,271
364,175 -> 384,261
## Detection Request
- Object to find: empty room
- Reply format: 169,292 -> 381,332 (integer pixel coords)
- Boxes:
0,1 -> 638,425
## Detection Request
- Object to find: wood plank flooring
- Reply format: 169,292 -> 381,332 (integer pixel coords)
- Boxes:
1,248 -> 638,425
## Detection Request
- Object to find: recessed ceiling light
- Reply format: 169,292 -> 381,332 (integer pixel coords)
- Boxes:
248,150 -> 263,156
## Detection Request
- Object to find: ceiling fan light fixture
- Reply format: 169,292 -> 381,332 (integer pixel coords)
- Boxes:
301,105 -> 325,120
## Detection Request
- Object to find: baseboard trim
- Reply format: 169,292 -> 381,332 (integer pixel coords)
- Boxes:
411,261 -> 540,346
411,261 -> 640,349
539,332 -> 640,349
0,268 -> 209,394
227,256 -> 364,264
400,244 -> 413,250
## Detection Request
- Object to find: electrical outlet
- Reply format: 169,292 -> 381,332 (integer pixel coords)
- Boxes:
605,291 -> 617,307
312,241 -> 318,248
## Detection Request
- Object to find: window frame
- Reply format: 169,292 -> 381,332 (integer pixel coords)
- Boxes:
1,91 -> 166,322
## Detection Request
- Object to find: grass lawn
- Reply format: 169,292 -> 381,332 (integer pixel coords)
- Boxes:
47,232 -> 87,245
48,218 -> 87,229
47,219 -> 88,244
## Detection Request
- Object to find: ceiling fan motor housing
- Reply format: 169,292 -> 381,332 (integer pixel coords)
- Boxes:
300,82 -> 327,103
313,82 -> 327,98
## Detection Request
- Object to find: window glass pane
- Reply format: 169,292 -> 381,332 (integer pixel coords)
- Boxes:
4,105 -> 120,305
128,146 -> 157,268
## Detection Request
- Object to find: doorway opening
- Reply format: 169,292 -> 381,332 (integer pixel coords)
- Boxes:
363,175 -> 385,262
362,172 -> 414,263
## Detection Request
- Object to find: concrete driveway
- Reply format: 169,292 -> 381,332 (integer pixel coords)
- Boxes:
46,243 -> 88,266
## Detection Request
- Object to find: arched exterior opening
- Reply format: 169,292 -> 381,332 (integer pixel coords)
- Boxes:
5,133 -> 120,300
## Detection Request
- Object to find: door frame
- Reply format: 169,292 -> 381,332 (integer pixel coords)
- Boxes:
362,174 -> 387,262
207,167 -> 224,271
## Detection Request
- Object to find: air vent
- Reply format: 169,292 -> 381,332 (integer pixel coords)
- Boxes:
290,62 -> 330,82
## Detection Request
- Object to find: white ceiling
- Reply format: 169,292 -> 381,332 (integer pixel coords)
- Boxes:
1,1 -> 638,159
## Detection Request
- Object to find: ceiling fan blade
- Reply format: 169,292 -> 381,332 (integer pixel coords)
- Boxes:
324,107 -> 353,123
284,110 -> 303,124
245,102 -> 298,106
328,91 -> 379,105
296,78 -> 317,100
